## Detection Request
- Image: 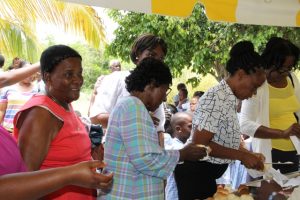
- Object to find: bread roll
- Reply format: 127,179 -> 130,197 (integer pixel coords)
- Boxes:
227,193 -> 240,200
216,187 -> 230,195
240,194 -> 254,200
237,185 -> 250,195
263,163 -> 272,172
213,192 -> 228,200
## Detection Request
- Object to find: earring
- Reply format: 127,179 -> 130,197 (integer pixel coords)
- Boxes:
136,57 -> 139,60
48,85 -> 52,92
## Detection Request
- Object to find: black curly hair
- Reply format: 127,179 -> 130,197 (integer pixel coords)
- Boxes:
261,37 -> 299,71
0,54 -> 4,67
193,91 -> 204,98
226,41 -> 264,75
130,34 -> 167,64
40,45 -> 82,79
125,57 -> 172,93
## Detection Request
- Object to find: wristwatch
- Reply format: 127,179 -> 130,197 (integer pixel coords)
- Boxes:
268,191 -> 286,200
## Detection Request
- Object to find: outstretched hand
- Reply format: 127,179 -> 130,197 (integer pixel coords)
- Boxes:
241,152 -> 264,171
179,143 -> 208,162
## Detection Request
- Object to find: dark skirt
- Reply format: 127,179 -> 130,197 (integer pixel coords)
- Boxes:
272,148 -> 299,174
174,161 -> 228,200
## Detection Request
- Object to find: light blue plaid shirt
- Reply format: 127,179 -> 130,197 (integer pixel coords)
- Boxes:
164,136 -> 184,200
100,96 -> 179,200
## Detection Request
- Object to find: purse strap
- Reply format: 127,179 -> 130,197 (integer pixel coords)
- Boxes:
288,73 -> 299,122
288,73 -> 295,88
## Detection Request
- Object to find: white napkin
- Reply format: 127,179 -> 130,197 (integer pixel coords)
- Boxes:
246,164 -> 275,179
246,168 -> 265,179
279,176 -> 300,188
290,136 -> 300,154
247,166 -> 288,185
268,168 -> 289,187
247,167 -> 300,187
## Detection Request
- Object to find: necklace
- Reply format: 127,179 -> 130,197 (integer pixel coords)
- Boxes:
46,93 -> 70,111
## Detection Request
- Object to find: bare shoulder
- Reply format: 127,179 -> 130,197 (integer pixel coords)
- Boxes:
16,106 -> 62,130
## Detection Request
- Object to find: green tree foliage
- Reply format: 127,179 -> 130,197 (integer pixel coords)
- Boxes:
70,42 -> 110,91
107,5 -> 300,84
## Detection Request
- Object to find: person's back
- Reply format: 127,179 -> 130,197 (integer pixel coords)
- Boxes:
88,60 -> 121,116
90,70 -> 130,118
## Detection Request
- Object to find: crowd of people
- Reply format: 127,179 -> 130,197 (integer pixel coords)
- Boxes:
0,33 -> 299,200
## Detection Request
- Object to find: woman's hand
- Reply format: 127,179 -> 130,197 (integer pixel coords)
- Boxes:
69,160 -> 113,190
283,123 -> 300,138
240,152 -> 264,171
253,152 -> 266,162
149,112 -> 160,127
179,143 -> 208,162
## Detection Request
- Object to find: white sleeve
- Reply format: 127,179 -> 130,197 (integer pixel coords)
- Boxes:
291,73 -> 300,120
89,71 -> 129,117
153,103 -> 165,132
239,95 -> 262,137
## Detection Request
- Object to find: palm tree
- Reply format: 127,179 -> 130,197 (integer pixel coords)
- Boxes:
0,0 -> 106,62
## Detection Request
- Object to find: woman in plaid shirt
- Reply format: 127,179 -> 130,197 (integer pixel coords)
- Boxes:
100,58 -> 207,200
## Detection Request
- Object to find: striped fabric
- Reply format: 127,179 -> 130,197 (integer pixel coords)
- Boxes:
100,96 -> 179,200
164,137 -> 184,200
0,85 -> 37,131
63,0 -> 300,27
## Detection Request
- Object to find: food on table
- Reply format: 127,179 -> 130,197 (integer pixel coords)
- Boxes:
208,185 -> 254,200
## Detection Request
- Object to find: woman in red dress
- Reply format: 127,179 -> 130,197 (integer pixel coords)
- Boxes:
14,45 -> 96,200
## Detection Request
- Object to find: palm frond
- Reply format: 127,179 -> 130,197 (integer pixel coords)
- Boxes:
0,0 -> 106,61
0,18 -> 40,61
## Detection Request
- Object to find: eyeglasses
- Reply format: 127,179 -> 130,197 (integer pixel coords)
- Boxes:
272,63 -> 294,74
277,67 -> 291,74
166,87 -> 172,96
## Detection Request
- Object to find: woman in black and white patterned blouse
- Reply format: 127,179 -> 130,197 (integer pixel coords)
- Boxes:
174,41 -> 266,200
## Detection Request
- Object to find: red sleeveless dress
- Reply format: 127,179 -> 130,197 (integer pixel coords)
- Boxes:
14,94 -> 95,200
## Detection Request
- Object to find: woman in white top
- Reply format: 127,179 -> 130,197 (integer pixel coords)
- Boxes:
90,34 -> 168,148
240,37 -> 300,174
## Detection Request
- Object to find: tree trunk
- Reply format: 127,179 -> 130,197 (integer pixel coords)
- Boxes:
211,62 -> 228,82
